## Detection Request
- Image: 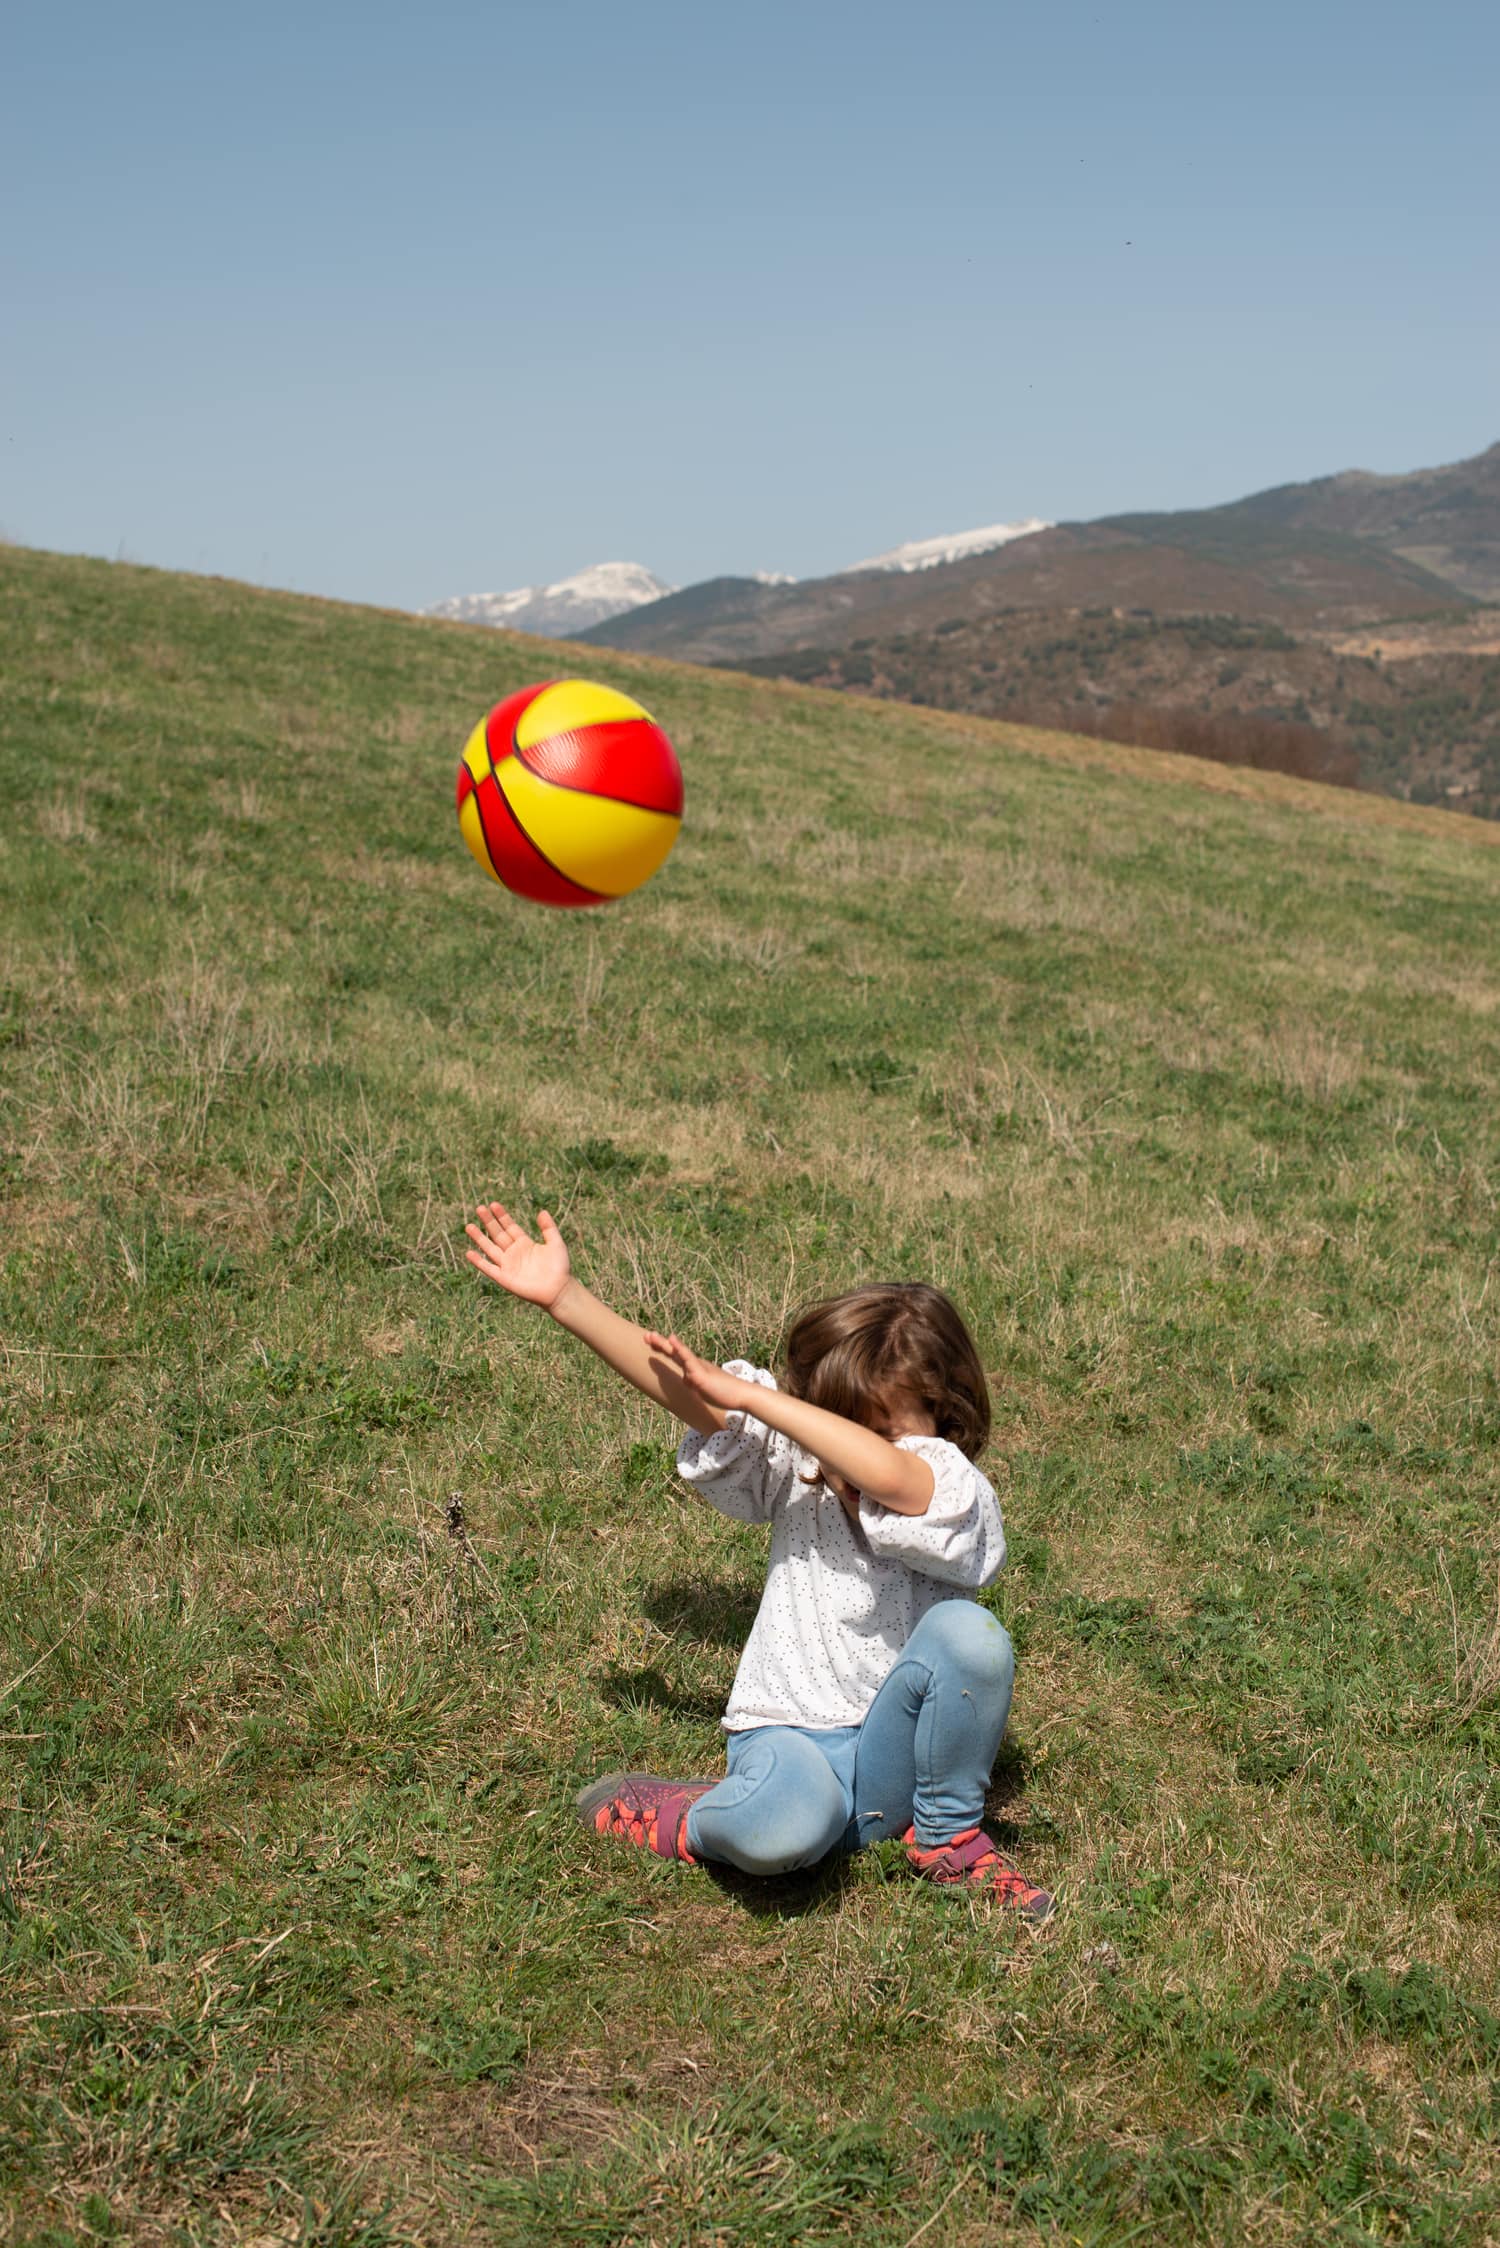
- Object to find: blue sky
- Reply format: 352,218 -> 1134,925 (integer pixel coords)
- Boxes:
4,1 -> 1497,609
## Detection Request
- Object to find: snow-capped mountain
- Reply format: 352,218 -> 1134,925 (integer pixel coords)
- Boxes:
844,518 -> 1051,575
426,525 -> 1057,644
425,562 -> 675,638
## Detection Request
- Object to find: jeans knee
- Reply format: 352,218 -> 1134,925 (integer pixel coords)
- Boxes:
924,1601 -> 1014,1691
724,1823 -> 831,1877
701,1794 -> 844,1875
694,1738 -> 848,1875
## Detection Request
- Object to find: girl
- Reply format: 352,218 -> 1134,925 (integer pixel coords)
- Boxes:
465,1200 -> 1052,1919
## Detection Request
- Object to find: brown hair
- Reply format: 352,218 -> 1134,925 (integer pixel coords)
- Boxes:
781,1283 -> 991,1460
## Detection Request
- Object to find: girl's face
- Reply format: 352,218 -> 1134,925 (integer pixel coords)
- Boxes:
813,1386 -> 937,1516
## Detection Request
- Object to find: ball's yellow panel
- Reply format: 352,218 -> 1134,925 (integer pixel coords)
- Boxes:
514,678 -> 650,750
457,786 -> 498,881
496,753 -> 680,898
461,717 -> 491,789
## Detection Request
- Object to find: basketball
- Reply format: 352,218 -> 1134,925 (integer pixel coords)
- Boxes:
456,678 -> 684,908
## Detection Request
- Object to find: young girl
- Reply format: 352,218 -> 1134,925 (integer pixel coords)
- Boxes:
465,1199 -> 1052,1919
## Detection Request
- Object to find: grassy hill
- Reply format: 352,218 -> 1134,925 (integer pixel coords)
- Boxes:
3,545 -> 1499,2247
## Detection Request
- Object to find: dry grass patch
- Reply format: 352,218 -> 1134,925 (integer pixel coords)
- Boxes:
35,792 -> 102,847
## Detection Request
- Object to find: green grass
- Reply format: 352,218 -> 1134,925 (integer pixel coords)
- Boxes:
2,543 -> 1499,2245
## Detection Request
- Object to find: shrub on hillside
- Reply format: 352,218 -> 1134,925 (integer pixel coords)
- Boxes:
1002,697 -> 1361,789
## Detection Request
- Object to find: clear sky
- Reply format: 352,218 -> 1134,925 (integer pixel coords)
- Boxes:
4,1 -> 1497,610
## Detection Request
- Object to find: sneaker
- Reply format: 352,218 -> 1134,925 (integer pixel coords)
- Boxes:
903,1825 -> 1055,1921
575,1772 -> 715,1864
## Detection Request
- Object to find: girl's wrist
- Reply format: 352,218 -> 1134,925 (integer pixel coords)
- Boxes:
717,1374 -> 762,1418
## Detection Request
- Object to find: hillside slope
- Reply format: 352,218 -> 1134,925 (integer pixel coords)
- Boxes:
3,546 -> 1499,2247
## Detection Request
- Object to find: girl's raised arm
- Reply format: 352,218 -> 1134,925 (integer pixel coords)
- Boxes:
465,1202 -> 725,1437
647,1331 -> 935,1515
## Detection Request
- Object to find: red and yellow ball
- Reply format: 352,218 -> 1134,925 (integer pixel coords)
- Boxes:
456,678 -> 683,908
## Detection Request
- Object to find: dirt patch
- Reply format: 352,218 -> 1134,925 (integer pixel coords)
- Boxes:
363,1319 -> 420,1358
1328,623 -> 1500,661
416,2040 -> 716,2174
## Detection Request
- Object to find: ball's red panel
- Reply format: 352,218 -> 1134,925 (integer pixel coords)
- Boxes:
516,718 -> 684,816
472,768 -> 605,908
484,682 -> 555,770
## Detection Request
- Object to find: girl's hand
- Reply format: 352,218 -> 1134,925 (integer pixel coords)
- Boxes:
642,1331 -> 747,1412
466,1202 -> 572,1310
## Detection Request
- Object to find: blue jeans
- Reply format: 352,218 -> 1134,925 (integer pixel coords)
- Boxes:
684,1600 -> 1014,1874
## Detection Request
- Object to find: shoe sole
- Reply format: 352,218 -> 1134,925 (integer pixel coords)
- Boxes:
920,1870 -> 1057,1922
1013,1890 -> 1057,1925
936,1886 -> 1055,1923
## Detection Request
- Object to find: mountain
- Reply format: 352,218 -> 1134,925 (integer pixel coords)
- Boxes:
1103,442 -> 1500,604
580,445 -> 1498,666
425,561 -> 674,638
579,523 -> 1464,666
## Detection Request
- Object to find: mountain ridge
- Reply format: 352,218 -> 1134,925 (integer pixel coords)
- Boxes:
426,521 -> 1052,640
1100,442 -> 1500,604
577,443 -> 1498,664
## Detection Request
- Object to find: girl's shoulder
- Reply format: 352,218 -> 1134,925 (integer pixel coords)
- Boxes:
723,1360 -> 778,1393
676,1362 -> 798,1524
894,1432 -> 1002,1504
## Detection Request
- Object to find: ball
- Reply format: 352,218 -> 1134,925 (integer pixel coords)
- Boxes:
456,678 -> 683,908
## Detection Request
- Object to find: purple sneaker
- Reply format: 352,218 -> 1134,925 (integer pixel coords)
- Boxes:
903,1825 -> 1055,1921
575,1772 -> 715,1864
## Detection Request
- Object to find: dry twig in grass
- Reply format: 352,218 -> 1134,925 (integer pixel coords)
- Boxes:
1454,1559 -> 1500,1720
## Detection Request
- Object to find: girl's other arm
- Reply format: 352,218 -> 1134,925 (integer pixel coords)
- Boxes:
465,1203 -> 725,1437
646,1332 -> 934,1513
